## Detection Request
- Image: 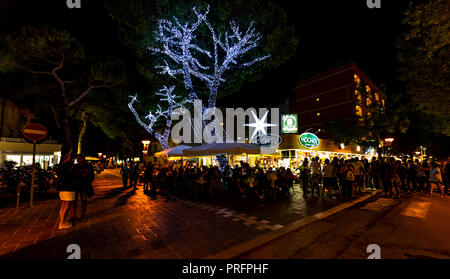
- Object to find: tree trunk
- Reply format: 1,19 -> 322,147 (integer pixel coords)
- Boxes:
59,107 -> 73,163
77,111 -> 88,155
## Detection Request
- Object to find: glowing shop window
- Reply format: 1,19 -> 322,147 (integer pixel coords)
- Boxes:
6,155 -> 21,164
355,105 -> 363,117
22,156 -> 33,165
354,74 -> 361,85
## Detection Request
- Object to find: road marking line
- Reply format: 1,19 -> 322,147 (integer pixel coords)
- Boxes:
400,202 -> 431,219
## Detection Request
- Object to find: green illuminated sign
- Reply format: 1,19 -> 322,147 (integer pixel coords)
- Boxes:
299,132 -> 320,149
281,114 -> 298,134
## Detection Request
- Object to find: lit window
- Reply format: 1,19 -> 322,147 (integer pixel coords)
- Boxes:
316,98 -> 320,102
318,129 -> 321,132
367,111 -> 372,117
366,98 -> 372,106
355,105 -> 363,117
365,85 -> 371,93
374,93 -> 380,101
354,74 -> 361,85
355,90 -> 362,102
382,99 -> 385,106
316,112 -> 320,116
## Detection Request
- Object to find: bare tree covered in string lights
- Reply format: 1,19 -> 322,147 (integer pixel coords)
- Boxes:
129,5 -> 269,168
150,5 -> 270,140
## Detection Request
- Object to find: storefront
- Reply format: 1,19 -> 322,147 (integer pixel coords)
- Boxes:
0,138 -> 62,169
277,133 -> 367,168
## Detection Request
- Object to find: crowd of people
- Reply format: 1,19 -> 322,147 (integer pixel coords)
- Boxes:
120,160 -> 296,206
292,156 -> 449,199
54,154 -> 448,229
120,156 -> 449,205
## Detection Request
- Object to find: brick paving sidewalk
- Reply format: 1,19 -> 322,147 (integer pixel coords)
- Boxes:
0,169 -> 371,259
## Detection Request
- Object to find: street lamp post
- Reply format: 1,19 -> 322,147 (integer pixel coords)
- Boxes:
142,140 -> 150,164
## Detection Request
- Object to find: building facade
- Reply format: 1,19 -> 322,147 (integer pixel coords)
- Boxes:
0,98 -> 61,168
291,62 -> 386,136
276,63 -> 385,166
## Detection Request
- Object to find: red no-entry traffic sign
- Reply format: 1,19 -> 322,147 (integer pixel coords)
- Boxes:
22,123 -> 48,142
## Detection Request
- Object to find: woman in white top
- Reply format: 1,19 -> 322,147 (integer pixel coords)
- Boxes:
429,162 -> 445,198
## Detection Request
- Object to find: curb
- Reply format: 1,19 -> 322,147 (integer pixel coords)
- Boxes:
205,190 -> 381,259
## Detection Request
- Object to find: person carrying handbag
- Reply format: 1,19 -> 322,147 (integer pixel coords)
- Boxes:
341,160 -> 355,198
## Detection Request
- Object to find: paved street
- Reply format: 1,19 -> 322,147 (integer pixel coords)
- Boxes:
0,168 -> 370,259
241,192 -> 450,259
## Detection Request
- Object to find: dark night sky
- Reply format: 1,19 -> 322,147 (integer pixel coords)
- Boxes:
0,0 -> 417,153
1,0 -> 413,95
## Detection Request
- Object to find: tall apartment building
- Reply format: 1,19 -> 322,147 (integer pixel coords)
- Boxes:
290,62 -> 386,137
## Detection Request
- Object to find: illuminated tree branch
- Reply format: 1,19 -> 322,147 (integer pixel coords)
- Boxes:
128,85 -> 190,150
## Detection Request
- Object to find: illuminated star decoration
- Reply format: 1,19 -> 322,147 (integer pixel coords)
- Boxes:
245,111 -> 277,140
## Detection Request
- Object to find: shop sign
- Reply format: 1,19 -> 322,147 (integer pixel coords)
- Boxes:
281,114 -> 298,134
299,132 -> 319,149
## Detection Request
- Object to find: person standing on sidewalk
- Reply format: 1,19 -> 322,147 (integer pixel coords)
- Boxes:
370,157 -> 380,189
322,159 -> 334,198
143,164 -> 154,192
445,158 -> 450,195
72,154 -> 95,221
299,158 -> 310,197
129,161 -> 139,190
120,162 -> 130,188
310,157 -> 322,197
57,150 -> 76,229
388,158 -> 401,198
341,160 -> 355,198
416,160 -> 426,193
407,159 -> 417,192
351,158 -> 364,192
422,161 -> 431,193
429,162 -> 445,198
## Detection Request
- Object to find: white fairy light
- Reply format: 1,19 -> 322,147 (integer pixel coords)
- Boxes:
128,85 -> 190,150
149,5 -> 270,125
130,5 -> 269,156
